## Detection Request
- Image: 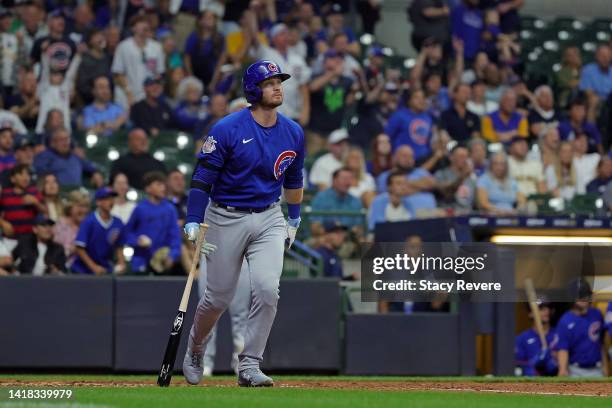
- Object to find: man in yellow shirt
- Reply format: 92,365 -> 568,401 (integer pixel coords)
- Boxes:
481,89 -> 529,144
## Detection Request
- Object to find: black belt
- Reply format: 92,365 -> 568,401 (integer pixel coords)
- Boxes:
213,201 -> 279,213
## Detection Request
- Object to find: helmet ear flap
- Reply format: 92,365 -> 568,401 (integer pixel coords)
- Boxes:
244,82 -> 261,103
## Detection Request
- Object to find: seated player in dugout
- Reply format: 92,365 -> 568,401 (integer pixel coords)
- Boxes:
515,300 -> 558,376
554,279 -> 609,377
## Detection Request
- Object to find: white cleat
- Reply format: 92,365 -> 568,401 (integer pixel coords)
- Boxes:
237,368 -> 274,387
183,348 -> 204,385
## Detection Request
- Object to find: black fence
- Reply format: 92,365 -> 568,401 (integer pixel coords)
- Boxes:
0,276 -> 514,375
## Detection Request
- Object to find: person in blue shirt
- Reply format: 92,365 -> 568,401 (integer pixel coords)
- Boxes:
579,44 -> 612,100
181,60 -> 305,387
80,76 -> 127,137
476,151 -> 524,215
376,145 -> 437,212
33,128 -> 104,188
316,4 -> 360,57
515,301 -> 558,376
369,171 -> 414,232
554,280 -> 608,377
124,171 -> 182,274
451,0 -> 484,61
310,167 -> 364,233
73,187 -> 126,275
315,221 -> 348,278
172,76 -> 208,132
605,302 -> 612,340
385,89 -> 434,161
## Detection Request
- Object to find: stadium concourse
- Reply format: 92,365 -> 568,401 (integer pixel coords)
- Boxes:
0,0 -> 611,383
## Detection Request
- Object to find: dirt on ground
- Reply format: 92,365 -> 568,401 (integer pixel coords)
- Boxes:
1,378 -> 611,397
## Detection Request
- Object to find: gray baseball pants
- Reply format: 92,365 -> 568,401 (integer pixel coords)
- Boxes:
188,203 -> 286,371
198,256 -> 250,371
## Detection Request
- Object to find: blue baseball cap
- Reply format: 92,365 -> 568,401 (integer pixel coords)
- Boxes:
323,220 -> 348,233
95,187 -> 118,200
369,46 -> 385,58
143,75 -> 163,86
324,49 -> 342,60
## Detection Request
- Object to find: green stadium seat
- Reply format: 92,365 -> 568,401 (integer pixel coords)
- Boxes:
590,18 -> 612,32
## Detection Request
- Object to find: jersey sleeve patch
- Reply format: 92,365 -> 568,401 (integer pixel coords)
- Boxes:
202,136 -> 217,154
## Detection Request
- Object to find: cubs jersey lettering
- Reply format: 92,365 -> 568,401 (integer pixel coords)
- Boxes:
194,108 -> 305,207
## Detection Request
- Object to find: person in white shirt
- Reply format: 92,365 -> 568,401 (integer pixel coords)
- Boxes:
309,128 -> 349,190
545,141 -> 577,200
110,172 -> 136,225
14,3 -> 48,57
343,146 -> 376,207
0,110 -> 27,135
507,136 -> 546,197
0,8 -> 26,94
572,132 -> 600,194
251,22 -> 311,125
35,49 -> 80,133
467,80 -> 498,117
111,16 -> 165,107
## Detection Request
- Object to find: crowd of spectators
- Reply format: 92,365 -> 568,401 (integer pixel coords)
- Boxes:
0,0 -> 610,277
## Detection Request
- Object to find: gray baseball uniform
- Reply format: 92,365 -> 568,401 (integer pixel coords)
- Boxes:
188,203 -> 286,371
198,256 -> 250,372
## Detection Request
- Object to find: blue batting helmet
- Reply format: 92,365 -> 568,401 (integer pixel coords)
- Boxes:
242,60 -> 291,104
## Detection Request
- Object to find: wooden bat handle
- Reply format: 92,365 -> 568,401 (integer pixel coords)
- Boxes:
179,223 -> 209,312
525,278 -> 548,350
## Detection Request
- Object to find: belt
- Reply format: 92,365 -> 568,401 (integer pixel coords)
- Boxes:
213,201 -> 279,213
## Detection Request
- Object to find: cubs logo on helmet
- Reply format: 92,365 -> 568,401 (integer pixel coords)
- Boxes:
273,150 -> 297,179
268,63 -> 278,72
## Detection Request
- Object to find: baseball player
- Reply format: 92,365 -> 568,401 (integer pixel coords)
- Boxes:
198,257 -> 250,376
554,280 -> 608,377
515,301 -> 558,376
182,59 -> 305,387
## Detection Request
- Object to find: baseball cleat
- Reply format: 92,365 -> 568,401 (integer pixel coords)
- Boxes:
183,348 -> 204,385
237,368 -> 274,387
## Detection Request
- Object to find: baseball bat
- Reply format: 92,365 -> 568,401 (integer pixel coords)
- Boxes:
157,223 -> 208,387
524,278 -> 547,350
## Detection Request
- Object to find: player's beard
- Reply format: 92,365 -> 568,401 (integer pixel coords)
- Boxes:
260,94 -> 283,109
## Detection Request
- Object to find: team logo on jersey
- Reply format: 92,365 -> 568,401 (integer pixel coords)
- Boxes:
273,150 -> 297,179
108,228 -> 121,246
588,321 -> 601,342
268,63 -> 279,73
202,136 -> 217,154
409,119 -> 431,145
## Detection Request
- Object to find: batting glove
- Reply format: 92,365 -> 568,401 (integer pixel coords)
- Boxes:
285,217 -> 300,249
184,222 -> 218,256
